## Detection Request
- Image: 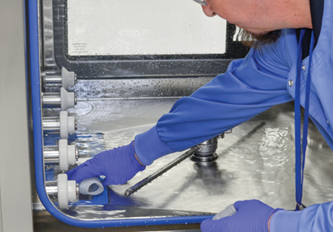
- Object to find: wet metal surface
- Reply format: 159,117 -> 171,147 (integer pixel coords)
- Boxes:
40,99 -> 333,221
34,210 -> 201,232
68,78 -> 213,100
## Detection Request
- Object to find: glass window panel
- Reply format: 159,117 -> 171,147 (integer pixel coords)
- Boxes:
67,0 -> 227,56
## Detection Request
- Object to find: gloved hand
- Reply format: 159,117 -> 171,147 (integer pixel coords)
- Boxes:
201,200 -> 282,232
67,141 -> 145,186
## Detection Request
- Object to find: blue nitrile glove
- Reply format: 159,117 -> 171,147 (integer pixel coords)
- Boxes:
67,141 -> 145,186
201,200 -> 282,232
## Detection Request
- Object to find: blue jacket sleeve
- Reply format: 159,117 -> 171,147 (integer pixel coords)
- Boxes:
136,37 -> 294,165
298,201 -> 333,231
270,201 -> 333,232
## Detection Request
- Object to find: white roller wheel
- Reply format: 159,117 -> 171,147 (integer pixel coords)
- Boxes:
61,67 -> 76,89
67,144 -> 77,166
59,139 -> 68,171
67,115 -> 76,134
60,87 -> 75,110
59,111 -> 76,139
59,139 -> 77,171
57,174 -> 77,209
67,180 -> 77,202
59,111 -> 69,139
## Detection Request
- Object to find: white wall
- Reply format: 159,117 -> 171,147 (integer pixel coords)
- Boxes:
0,0 -> 33,231
68,0 -> 227,56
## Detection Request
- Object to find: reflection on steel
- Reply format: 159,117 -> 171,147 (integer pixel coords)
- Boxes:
43,76 -> 63,89
45,181 -> 58,202
42,0 -> 60,73
46,181 -> 58,194
218,122 -> 266,157
43,76 -> 62,83
194,161 -> 226,191
124,146 -> 200,197
191,137 -> 219,162
42,117 -> 60,131
44,146 -> 60,163
157,160 -> 227,210
42,92 -> 61,106
75,148 -> 79,160
76,183 -> 80,200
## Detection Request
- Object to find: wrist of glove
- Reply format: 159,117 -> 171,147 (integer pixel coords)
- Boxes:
67,141 -> 145,186
201,200 -> 282,232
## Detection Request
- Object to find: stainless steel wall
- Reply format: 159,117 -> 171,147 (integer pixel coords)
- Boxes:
0,0 -> 33,231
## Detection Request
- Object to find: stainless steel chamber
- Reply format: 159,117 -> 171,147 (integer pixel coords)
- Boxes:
33,0 -> 333,229
2,0 -> 333,231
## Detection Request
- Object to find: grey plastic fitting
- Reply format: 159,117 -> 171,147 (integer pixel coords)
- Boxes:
43,67 -> 77,89
42,87 -> 75,110
44,139 -> 78,171
42,111 -> 76,139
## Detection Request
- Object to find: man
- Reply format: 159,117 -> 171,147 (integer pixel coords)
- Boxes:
67,0 -> 333,231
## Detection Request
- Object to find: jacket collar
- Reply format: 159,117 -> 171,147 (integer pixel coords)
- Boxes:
310,0 -> 324,44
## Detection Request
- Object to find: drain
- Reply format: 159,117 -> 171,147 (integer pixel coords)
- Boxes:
191,134 -> 224,162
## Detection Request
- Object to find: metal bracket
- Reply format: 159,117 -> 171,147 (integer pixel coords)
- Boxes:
296,203 -> 307,211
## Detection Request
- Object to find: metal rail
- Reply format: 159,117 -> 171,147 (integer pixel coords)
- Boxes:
124,146 -> 199,197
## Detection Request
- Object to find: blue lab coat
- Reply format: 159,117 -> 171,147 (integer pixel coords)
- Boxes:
136,0 -> 333,230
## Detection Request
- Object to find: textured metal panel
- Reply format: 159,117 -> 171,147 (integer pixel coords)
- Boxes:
67,78 -> 213,99
0,0 -> 33,231
42,0 -> 60,72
